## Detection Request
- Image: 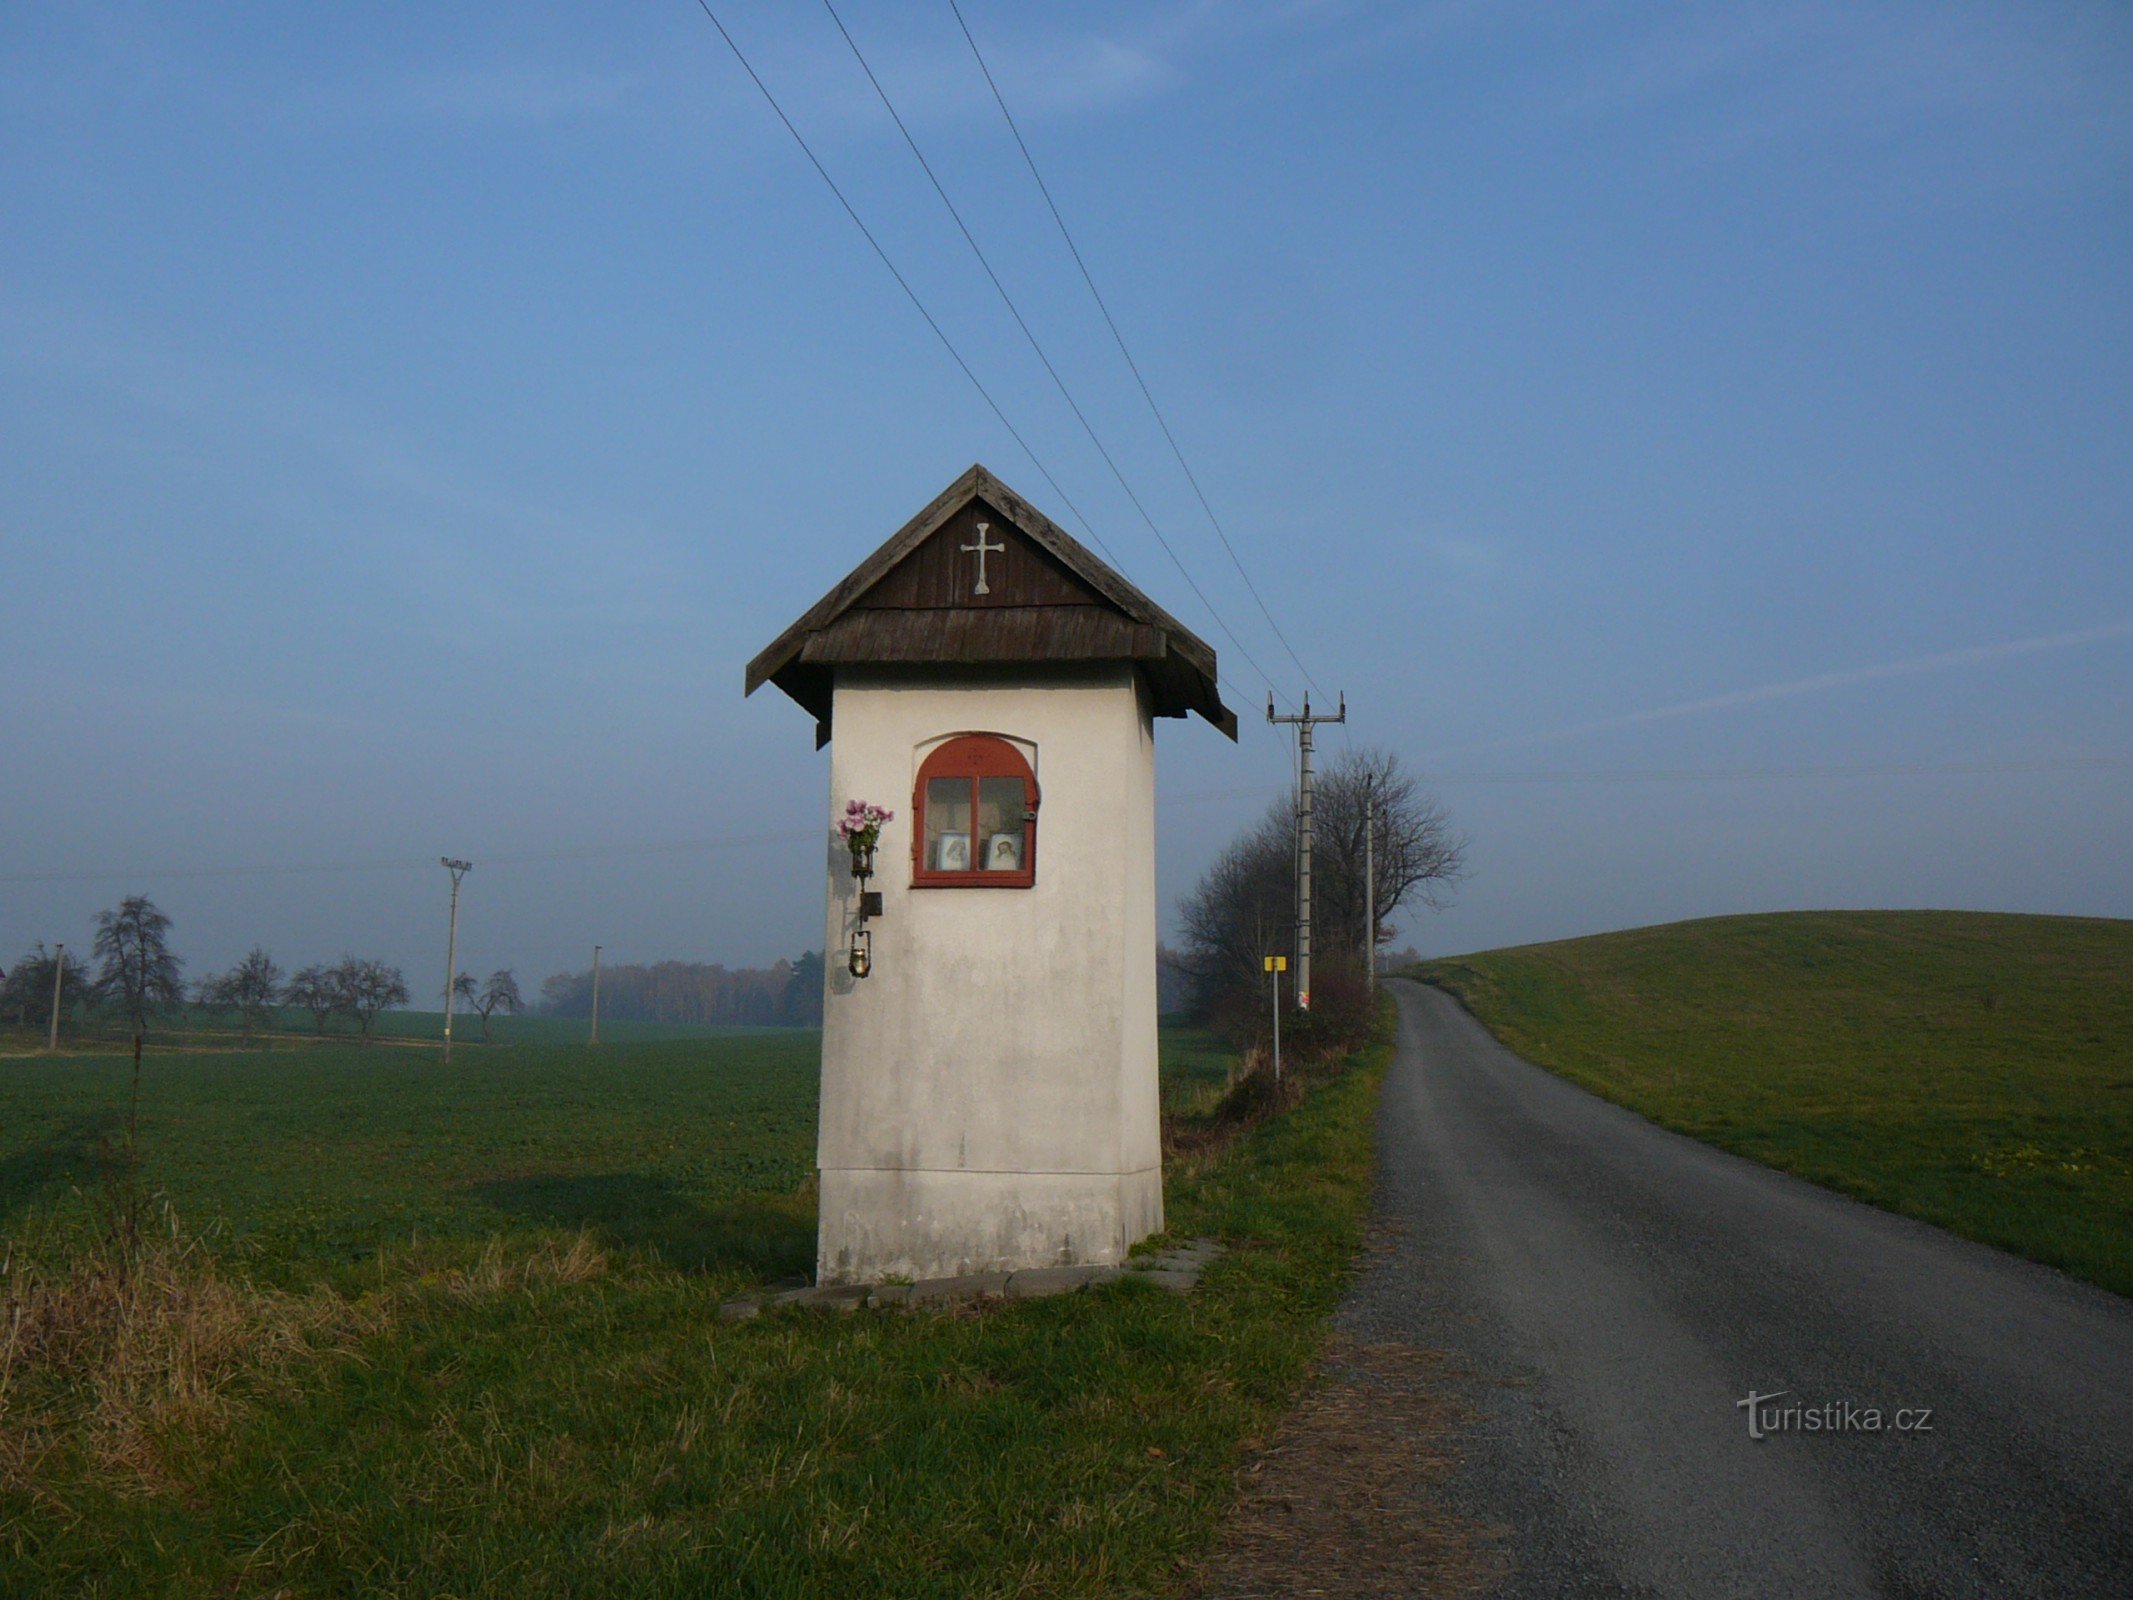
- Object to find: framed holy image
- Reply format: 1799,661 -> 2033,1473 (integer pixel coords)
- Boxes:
935,832 -> 971,872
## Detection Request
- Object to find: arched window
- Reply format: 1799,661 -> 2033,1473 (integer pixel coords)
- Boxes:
912,735 -> 1039,888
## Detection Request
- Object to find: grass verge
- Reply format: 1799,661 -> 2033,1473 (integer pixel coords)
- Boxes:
1416,910 -> 2133,1298
0,1014 -> 1390,1596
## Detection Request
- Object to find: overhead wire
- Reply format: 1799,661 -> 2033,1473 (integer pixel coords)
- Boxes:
0,829 -> 825,887
946,0 -> 1326,703
685,0 -> 1272,737
819,0 -> 1292,712
682,0 -> 1127,579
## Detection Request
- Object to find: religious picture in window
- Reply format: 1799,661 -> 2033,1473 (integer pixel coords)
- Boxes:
913,735 -> 1038,887
978,776 -> 1024,870
924,774 -> 972,872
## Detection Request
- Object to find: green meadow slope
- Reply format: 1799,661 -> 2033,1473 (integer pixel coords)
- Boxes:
1418,911 -> 2133,1298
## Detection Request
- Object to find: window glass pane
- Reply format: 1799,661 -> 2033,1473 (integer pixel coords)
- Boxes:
926,776 -> 973,871
976,775 -> 1026,874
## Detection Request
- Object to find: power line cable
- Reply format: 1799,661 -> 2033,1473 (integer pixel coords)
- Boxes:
820,0 -> 1291,709
683,0 -> 1134,580
1156,754 -> 2133,802
685,1 -> 1270,738
947,0 -> 1324,701
0,829 -> 822,887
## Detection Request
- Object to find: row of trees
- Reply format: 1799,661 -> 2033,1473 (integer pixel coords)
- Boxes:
1178,747 -> 1465,1036
536,953 -> 824,1027
0,895 -> 517,1047
193,951 -> 423,1045
2,896 -> 193,1037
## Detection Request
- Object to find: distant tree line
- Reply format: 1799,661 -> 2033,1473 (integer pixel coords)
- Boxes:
6,896 -> 825,1045
537,953 -> 824,1027
0,894 -> 442,1047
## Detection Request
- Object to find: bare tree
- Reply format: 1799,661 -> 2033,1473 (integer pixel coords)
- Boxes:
3,944 -> 88,1030
1179,748 -> 1463,1009
198,947 -> 284,1047
92,895 -> 185,1035
286,964 -> 340,1035
1306,748 -> 1466,969
1177,818 -> 1297,1006
333,956 -> 409,1044
473,969 -> 522,1042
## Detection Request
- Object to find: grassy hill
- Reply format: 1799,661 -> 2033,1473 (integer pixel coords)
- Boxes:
1417,911 -> 2133,1298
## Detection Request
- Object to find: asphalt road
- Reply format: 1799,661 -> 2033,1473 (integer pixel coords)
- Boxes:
1339,979 -> 2133,1599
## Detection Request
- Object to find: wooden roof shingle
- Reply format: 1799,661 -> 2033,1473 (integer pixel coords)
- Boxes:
745,464 -> 1237,744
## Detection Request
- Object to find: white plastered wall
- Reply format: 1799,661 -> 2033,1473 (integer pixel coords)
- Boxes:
815,663 -> 1162,1283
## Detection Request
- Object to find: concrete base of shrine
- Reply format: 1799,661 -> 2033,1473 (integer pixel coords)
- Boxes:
814,1164 -> 1162,1286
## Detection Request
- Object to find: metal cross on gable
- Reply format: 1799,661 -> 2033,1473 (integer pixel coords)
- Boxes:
960,520 -> 1005,595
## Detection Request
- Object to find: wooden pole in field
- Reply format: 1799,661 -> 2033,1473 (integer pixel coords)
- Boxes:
441,858 -> 472,1063
590,944 -> 603,1047
47,944 -> 64,1053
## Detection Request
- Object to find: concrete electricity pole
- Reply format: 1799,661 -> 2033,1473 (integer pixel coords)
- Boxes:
590,944 -> 603,1047
47,943 -> 64,1053
440,858 -> 473,1063
1267,691 -> 1345,1009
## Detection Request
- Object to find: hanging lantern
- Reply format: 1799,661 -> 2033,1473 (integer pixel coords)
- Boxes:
848,926 -> 872,979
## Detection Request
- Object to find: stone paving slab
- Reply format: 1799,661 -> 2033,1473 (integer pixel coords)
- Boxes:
1123,1267 -> 1201,1293
1003,1264 -> 1121,1298
908,1270 -> 1010,1303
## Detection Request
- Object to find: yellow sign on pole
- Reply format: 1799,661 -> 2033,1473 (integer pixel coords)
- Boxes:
1263,955 -> 1288,972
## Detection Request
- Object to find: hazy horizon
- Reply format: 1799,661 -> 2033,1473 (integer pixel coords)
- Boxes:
5,3 -> 2128,993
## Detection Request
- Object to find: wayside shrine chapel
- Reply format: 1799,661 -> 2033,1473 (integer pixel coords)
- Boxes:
746,464 -> 1235,1285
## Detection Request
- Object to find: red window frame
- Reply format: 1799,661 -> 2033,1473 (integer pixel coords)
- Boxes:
911,735 -> 1039,889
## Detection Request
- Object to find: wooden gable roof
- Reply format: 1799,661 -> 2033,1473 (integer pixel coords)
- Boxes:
746,464 -> 1237,744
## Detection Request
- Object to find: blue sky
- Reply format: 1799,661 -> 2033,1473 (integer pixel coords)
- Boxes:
3,1 -> 2128,991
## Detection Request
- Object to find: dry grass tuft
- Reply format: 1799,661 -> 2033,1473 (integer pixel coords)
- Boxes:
434,1231 -> 608,1302
0,1225 -> 609,1495
0,1240 -> 365,1492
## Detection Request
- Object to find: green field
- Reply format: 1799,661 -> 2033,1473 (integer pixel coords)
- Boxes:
0,1016 -> 1387,1595
0,1032 -> 823,1293
2,1005 -> 792,1058
1417,910 -> 2133,1298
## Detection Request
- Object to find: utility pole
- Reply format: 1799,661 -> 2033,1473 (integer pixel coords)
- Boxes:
589,944 -> 603,1047
1363,777 -> 1377,993
1267,691 -> 1345,1010
47,943 -> 64,1053
440,858 -> 473,1063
